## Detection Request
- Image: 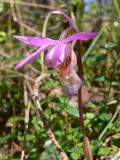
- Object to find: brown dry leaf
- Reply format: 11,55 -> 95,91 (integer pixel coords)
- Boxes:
12,143 -> 22,153
48,87 -> 63,96
82,85 -> 103,103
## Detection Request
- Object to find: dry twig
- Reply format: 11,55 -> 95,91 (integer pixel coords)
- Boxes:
2,0 -> 63,10
20,101 -> 31,160
32,73 -> 69,160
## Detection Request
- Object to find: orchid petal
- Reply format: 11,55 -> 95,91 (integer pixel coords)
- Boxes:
62,83 -> 80,97
67,50 -> 77,73
48,11 -> 76,29
63,32 -> 97,42
15,46 -> 48,69
45,42 -> 67,68
61,70 -> 82,97
13,35 -> 58,46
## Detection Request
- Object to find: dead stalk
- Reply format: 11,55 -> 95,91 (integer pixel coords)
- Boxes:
32,73 -> 69,160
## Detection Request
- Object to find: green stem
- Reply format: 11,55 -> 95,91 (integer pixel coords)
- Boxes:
41,14 -> 51,72
113,0 -> 120,17
83,28 -> 104,61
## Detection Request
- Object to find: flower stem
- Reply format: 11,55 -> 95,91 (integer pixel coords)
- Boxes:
76,40 -> 93,160
76,40 -> 85,133
41,14 -> 51,72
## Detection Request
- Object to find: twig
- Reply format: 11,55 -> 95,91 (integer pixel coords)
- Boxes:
0,52 -> 10,58
9,0 -> 17,22
10,0 -> 41,35
20,101 -> 31,160
16,22 -> 41,36
1,0 -> 63,10
32,73 -> 69,160
23,80 -> 28,106
10,71 -> 35,82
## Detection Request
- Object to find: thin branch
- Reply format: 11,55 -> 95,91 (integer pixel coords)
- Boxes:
2,0 -> 63,10
9,0 -> 17,22
20,101 -> 31,160
32,73 -> 69,160
16,22 -> 41,36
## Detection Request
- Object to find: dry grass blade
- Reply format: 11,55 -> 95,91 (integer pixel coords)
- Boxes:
16,22 -> 42,36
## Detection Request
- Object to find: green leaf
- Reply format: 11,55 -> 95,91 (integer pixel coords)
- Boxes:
32,116 -> 40,128
18,134 -> 35,141
71,0 -> 78,5
99,113 -> 112,121
86,113 -> 95,119
71,152 -> 80,160
44,108 -> 51,118
59,96 -> 69,104
40,142 -> 61,160
104,42 -> 116,49
98,147 -> 110,155
112,137 -> 120,148
7,116 -> 23,124
70,143 -> 83,160
118,105 -> 120,110
94,75 -> 105,81
0,31 -> 7,42
0,31 -> 6,37
66,106 -> 79,117
41,79 -> 58,89
44,140 -> 52,148
49,69 -> 58,76
111,81 -> 119,86
26,134 -> 35,141
116,58 -> 120,65
0,133 -> 12,143
0,3 -> 4,13
55,131 -> 62,138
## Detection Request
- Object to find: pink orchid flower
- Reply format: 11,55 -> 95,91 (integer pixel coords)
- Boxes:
14,11 -> 97,97
14,32 -> 96,69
